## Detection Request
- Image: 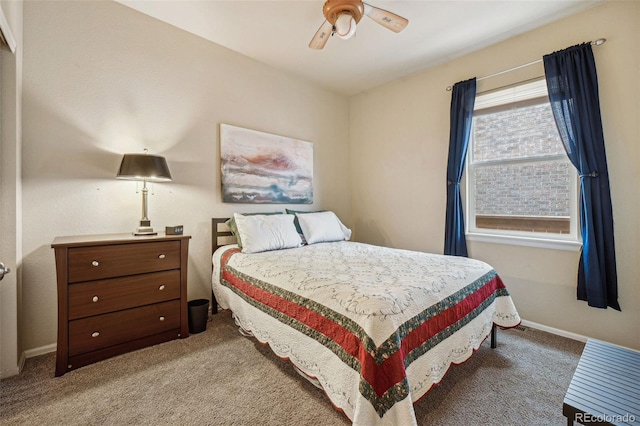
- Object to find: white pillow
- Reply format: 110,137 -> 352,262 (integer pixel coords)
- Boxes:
296,211 -> 351,244
233,213 -> 302,254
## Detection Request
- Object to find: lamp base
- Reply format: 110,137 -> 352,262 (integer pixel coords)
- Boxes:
134,221 -> 157,236
134,230 -> 158,236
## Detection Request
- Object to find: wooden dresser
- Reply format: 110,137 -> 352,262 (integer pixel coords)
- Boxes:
51,233 -> 191,376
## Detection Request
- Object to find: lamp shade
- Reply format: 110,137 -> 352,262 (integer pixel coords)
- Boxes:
116,154 -> 172,182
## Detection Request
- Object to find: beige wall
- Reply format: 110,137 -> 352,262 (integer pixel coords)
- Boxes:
21,1 -> 350,352
350,0 -> 639,349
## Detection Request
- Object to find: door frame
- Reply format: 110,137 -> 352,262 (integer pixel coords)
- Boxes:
0,2 -> 21,379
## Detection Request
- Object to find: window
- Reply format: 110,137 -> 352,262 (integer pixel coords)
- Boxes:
465,79 -> 580,250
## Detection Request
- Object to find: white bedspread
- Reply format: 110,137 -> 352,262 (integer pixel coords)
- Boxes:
212,241 -> 520,426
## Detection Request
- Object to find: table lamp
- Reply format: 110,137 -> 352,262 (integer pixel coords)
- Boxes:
116,149 -> 172,236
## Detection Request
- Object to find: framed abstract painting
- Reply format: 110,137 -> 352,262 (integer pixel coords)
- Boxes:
220,124 -> 313,204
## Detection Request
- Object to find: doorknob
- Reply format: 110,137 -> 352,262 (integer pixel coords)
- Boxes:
0,262 -> 11,281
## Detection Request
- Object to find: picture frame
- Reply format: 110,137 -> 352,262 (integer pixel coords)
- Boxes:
220,124 -> 313,204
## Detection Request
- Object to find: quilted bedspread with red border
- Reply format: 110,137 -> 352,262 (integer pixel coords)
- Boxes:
212,241 -> 520,426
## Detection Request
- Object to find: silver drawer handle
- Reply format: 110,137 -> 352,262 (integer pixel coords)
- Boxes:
159,316 -> 165,321
158,254 -> 166,259
158,285 -> 165,291
92,296 -> 99,303
91,260 -> 99,267
91,332 -> 100,338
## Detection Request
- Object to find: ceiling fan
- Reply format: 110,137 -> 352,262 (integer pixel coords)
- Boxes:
309,0 -> 409,50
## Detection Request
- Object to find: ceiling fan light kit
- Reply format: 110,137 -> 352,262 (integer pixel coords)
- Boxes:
334,12 -> 357,39
309,0 -> 408,49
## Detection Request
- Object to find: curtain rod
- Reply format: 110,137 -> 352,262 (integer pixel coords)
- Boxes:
445,38 -> 606,91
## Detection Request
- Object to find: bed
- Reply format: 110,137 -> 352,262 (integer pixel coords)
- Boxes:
211,213 -> 520,426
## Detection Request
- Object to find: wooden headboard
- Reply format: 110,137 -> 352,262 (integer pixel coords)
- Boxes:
212,218 -> 236,254
211,218 -> 236,315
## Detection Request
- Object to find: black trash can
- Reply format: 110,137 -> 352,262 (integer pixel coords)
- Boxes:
188,299 -> 209,334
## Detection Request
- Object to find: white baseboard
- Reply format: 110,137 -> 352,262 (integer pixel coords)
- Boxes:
23,343 -> 57,359
520,319 -> 588,343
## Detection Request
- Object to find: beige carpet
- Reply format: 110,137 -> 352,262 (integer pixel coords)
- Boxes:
1,310 -> 584,425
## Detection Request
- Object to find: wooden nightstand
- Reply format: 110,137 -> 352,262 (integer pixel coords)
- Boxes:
51,233 -> 191,376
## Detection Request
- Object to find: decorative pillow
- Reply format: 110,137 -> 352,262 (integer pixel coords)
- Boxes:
233,213 -> 302,254
225,211 -> 282,248
296,211 -> 352,245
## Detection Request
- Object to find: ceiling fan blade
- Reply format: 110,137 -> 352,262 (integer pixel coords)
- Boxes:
309,20 -> 334,50
363,2 -> 408,33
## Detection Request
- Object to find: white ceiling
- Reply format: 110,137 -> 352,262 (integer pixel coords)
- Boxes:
117,0 -> 602,96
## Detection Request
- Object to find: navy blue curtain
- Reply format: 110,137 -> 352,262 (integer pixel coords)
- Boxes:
543,43 -> 619,310
444,78 -> 476,257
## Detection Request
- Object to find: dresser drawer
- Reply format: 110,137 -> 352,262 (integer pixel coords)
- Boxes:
68,270 -> 181,320
68,300 -> 181,357
68,241 -> 180,283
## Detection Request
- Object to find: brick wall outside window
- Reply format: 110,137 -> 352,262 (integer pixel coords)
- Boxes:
471,102 -> 573,233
